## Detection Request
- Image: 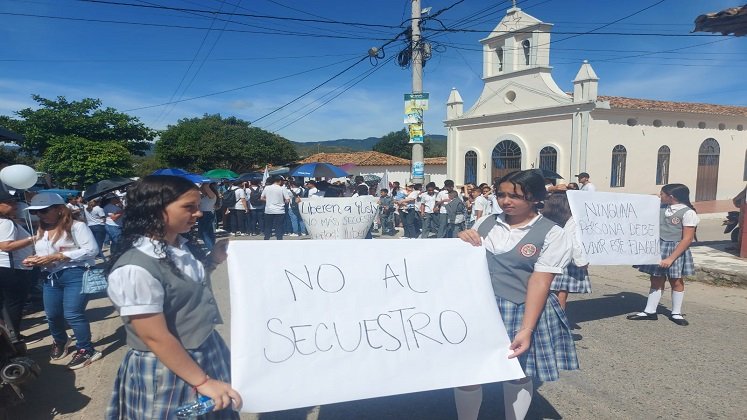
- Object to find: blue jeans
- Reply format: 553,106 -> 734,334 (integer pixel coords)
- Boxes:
105,224 -> 122,255
288,206 -> 307,235
43,267 -> 93,351
197,211 -> 216,251
88,224 -> 106,259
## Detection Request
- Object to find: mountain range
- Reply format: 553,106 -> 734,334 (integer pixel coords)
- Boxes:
291,134 -> 446,157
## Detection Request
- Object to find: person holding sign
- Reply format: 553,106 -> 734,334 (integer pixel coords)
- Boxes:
105,175 -> 242,419
542,192 -> 592,309
627,183 -> 699,326
455,170 -> 576,420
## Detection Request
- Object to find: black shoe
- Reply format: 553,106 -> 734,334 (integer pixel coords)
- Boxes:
626,312 -> 658,321
50,336 -> 72,360
669,315 -> 689,326
67,348 -> 102,370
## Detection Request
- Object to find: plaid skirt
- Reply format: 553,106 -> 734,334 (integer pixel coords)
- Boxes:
551,264 -> 592,294
106,330 -> 238,420
636,239 -> 694,278
497,293 -> 579,382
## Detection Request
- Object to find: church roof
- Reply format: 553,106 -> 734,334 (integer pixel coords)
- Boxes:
598,95 -> 747,117
297,151 -> 446,166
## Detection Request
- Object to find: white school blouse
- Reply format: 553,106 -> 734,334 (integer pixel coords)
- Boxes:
472,213 -> 571,274
564,217 -> 588,267
666,203 -> 700,227
108,236 -> 206,317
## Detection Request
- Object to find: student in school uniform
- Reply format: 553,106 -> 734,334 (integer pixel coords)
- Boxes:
105,175 -> 241,419
627,183 -> 699,326
542,192 -> 592,309
454,169 -> 577,420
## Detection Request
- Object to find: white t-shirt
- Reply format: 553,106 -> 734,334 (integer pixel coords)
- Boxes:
33,221 -> 98,274
472,195 -> 491,219
199,195 -> 217,212
0,219 -> 33,269
262,184 -> 287,215
472,213 -> 571,274
107,236 -> 206,316
436,190 -> 451,214
580,182 -> 597,192
103,204 -> 123,227
666,203 -> 700,227
233,187 -> 247,211
420,192 -> 437,213
84,206 -> 106,226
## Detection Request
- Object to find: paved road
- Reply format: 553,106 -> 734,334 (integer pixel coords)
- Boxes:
8,218 -> 747,419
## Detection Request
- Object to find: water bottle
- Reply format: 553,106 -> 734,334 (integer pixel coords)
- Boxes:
175,395 -> 215,418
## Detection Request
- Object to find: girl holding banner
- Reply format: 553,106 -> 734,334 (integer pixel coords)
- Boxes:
455,170 -> 577,420
542,192 -> 592,309
105,175 -> 242,419
627,183 -> 699,326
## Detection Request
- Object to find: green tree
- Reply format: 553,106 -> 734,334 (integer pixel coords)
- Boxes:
3,95 -> 155,157
38,136 -> 134,188
132,155 -> 164,178
155,114 -> 298,173
372,129 -> 439,159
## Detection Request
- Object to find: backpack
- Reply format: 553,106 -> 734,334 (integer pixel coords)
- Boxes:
222,188 -> 237,208
249,187 -> 263,206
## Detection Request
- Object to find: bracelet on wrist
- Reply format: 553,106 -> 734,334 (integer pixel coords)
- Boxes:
515,327 -> 534,334
192,375 -> 210,391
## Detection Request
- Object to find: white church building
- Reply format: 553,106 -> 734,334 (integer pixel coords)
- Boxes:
444,6 -> 747,201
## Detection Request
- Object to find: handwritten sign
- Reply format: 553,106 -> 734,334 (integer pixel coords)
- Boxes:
227,239 -> 524,413
567,191 -> 660,265
298,196 -> 378,239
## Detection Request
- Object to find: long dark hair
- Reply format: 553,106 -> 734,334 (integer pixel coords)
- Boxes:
661,183 -> 696,212
108,175 -> 201,273
542,192 -> 572,227
495,170 -> 547,211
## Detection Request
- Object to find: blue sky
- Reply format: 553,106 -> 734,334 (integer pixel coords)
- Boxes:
1,0 -> 745,142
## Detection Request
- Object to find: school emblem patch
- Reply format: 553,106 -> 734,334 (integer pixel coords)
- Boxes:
520,243 -> 538,258
671,217 -> 681,225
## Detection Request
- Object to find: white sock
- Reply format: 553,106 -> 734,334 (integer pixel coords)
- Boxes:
643,288 -> 663,314
453,387 -> 483,420
671,290 -> 685,318
504,379 -> 533,420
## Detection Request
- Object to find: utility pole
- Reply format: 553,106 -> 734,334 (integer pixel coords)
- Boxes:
410,0 -> 424,184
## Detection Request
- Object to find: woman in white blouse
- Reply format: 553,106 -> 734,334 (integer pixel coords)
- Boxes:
22,192 -> 101,370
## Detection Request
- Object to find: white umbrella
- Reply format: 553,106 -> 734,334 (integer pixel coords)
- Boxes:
376,170 -> 390,196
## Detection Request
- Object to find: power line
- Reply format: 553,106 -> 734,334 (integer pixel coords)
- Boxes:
123,56 -> 361,112
74,0 -> 402,29
0,53 -> 362,63
0,12 -> 394,41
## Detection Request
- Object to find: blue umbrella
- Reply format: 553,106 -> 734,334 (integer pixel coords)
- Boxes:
291,163 -> 348,178
152,168 -> 211,183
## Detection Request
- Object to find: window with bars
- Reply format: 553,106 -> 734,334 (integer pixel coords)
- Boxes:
610,145 -> 627,187
539,146 -> 558,173
464,151 -> 477,185
492,140 -> 522,181
656,145 -> 670,185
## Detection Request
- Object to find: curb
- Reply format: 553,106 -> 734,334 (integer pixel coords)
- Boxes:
692,266 -> 747,288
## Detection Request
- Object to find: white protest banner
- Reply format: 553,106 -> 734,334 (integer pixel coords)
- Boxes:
227,239 -> 524,413
298,196 -> 378,239
567,191 -> 660,265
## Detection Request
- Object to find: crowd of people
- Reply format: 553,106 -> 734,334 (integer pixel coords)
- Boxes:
0,165 -> 701,419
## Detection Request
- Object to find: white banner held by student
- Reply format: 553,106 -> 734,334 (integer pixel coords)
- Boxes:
567,191 -> 660,265
298,196 -> 378,239
227,239 -> 524,413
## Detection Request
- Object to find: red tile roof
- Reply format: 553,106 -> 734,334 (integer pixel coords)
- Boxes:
598,95 -> 747,117
297,151 -> 446,166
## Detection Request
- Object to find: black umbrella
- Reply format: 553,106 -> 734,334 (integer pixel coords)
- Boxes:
83,176 -> 134,200
534,168 -> 563,180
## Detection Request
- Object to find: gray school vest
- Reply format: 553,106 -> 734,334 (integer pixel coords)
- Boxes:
659,207 -> 690,241
111,247 -> 223,351
477,215 -> 556,304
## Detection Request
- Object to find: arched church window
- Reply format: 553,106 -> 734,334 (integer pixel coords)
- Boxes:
492,140 -> 522,181
464,151 -> 477,185
539,146 -> 558,173
610,145 -> 627,188
522,40 -> 531,65
497,47 -> 504,72
656,145 -> 670,185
